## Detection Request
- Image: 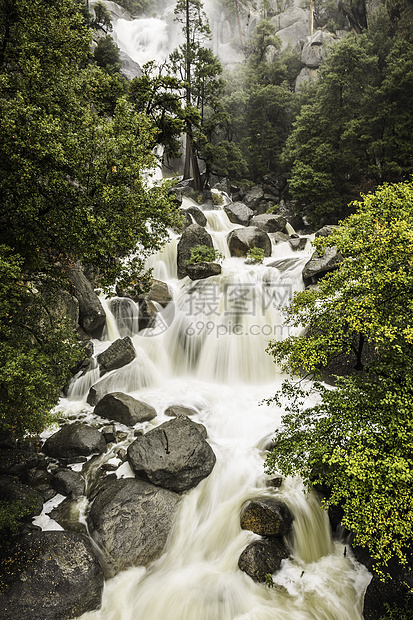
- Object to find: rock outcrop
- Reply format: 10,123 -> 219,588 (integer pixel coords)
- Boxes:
177,224 -> 214,279
96,336 -> 136,376
227,227 -> 272,257
94,392 -> 157,426
43,422 -> 106,460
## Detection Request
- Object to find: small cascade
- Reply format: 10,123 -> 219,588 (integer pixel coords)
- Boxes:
99,295 -> 121,341
62,202 -> 369,620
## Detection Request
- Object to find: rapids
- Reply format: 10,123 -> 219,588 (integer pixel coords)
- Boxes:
48,201 -> 371,620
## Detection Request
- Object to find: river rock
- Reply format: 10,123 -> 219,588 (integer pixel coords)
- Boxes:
238,538 -> 290,582
243,186 -> 265,210
147,279 -> 172,307
185,261 -> 222,281
302,246 -> 343,285
96,336 -> 136,376
227,227 -> 272,258
51,469 -> 85,499
0,530 -> 104,620
224,202 -> 254,226
164,405 -> 198,418
179,208 -> 193,228
67,265 -> 106,335
43,422 -> 106,460
177,223 -> 214,279
250,214 -> 286,233
288,237 -> 308,251
127,416 -> 216,492
88,478 -> 180,577
315,225 -> 337,237
240,498 -> 294,536
94,392 -> 157,426
185,205 -> 207,227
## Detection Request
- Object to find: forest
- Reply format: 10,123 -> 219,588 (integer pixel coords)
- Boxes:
1,0 -> 413,616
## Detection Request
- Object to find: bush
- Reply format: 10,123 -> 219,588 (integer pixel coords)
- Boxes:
186,245 -> 223,264
245,247 -> 265,264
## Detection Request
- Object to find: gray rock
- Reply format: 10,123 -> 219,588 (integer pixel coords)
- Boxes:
295,66 -> 319,92
177,223 -> 214,279
250,214 -> 287,233
271,232 -> 290,244
238,538 -> 290,582
88,478 -> 180,577
240,498 -> 294,536
137,296 -> 158,331
94,392 -> 157,426
179,208 -> 193,228
43,422 -> 106,460
185,205 -> 207,227
288,237 -> 308,251
185,262 -> 222,281
51,469 -> 85,499
227,227 -> 272,257
127,416 -> 216,492
164,405 -> 198,418
315,225 -> 338,237
224,202 -> 254,226
96,336 -> 136,376
243,186 -> 265,210
0,530 -> 104,620
67,265 -> 106,335
302,246 -> 343,285
147,279 -> 172,307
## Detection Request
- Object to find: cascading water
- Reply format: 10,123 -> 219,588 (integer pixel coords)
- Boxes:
49,199 -> 372,620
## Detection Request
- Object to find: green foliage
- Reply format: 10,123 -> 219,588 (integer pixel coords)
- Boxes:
186,245 -> 223,264
265,573 -> 275,588
0,0 -> 180,436
266,182 -> 413,574
93,2 -> 113,32
245,247 -> 265,264
93,35 -> 121,74
379,602 -> 413,620
283,12 -> 413,222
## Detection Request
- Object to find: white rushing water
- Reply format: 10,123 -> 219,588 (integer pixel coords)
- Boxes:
53,200 -> 371,620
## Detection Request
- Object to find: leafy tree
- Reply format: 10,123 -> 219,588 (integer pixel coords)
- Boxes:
283,11 -> 413,223
93,1 -> 113,33
93,34 -> 122,74
0,0 -> 180,437
266,181 -> 413,575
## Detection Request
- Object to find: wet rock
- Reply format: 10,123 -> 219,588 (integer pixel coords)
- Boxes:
96,336 -> 136,376
227,227 -> 272,258
315,225 -> 338,238
67,265 -> 106,336
302,246 -> 343,285
43,422 -> 106,460
238,538 -> 290,582
250,214 -> 287,234
185,205 -> 207,227
94,392 -> 157,426
185,262 -> 222,281
288,237 -> 308,251
240,498 -> 294,536
243,186 -> 265,210
88,478 -> 180,577
51,469 -> 85,499
164,405 -> 198,418
50,498 -> 88,534
101,424 -> 117,443
271,232 -> 290,244
147,279 -> 172,307
224,202 -> 254,226
179,209 -> 193,228
177,223 -> 214,279
127,416 -> 216,492
0,530 -> 104,620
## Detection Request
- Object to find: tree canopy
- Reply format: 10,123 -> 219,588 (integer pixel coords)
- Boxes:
266,181 -> 413,575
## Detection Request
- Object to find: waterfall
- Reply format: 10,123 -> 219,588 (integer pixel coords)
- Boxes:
63,203 -> 370,620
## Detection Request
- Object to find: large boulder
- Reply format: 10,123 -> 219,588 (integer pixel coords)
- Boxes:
302,246 -> 343,285
301,30 -> 337,69
227,227 -> 272,258
94,392 -> 157,426
127,416 -> 216,492
238,538 -> 290,582
0,530 -> 104,620
43,422 -> 106,460
243,186 -> 265,210
96,336 -> 136,376
185,205 -> 207,227
288,236 -> 308,251
147,279 -> 173,307
177,223 -> 214,279
240,498 -> 294,536
224,202 -> 254,226
185,262 -> 222,281
88,478 -> 180,577
250,214 -> 286,234
67,265 -> 106,335
51,469 -> 85,499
